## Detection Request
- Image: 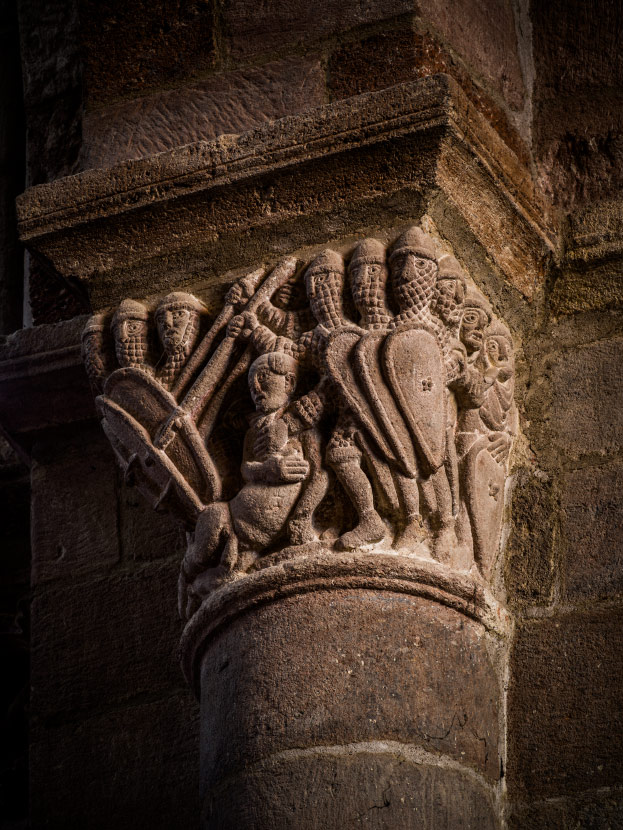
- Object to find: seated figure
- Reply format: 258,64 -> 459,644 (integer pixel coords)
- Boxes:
178,351 -> 312,618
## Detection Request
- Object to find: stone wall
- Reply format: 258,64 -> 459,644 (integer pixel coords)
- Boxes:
1,1 -> 622,827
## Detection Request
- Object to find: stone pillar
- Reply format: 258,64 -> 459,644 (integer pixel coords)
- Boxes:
12,79 -> 540,828
181,553 -> 508,828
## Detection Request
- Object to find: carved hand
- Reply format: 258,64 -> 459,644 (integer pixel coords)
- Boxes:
265,455 -> 310,484
227,312 -> 259,340
225,280 -> 254,308
254,418 -> 288,458
487,431 -> 511,463
154,406 -> 191,449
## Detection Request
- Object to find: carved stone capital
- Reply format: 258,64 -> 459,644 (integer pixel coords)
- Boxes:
82,227 -> 517,620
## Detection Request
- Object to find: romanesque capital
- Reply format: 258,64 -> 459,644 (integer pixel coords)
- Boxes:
83,226 -> 516,623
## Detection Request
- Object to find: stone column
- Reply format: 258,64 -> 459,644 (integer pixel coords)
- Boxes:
181,553 -> 508,828
13,79 -> 539,828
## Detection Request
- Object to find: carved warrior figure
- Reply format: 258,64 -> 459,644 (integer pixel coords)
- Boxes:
178,351 -> 314,618
155,293 -> 205,389
84,226 -> 516,618
111,299 -> 151,371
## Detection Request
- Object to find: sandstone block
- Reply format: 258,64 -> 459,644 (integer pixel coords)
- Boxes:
17,0 -> 82,184
223,0 -> 414,58
508,608 -> 623,799
31,558 -> 184,724
31,426 -> 120,586
118,478 -> 186,562
416,0 -> 526,111
560,462 -> 623,600
79,0 -> 216,105
546,338 -> 623,459
504,467 -> 556,607
81,56 -> 326,169
31,692 -> 199,830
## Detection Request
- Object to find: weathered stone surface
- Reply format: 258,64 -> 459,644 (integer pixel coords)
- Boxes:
328,27 -> 528,165
199,589 -> 503,793
565,198 -> 623,265
532,0 -> 623,208
0,0 -> 25,336
81,56 -> 326,170
508,608 -> 623,799
78,0 -> 216,105
17,0 -> 82,185
551,259 -> 623,316
0,317 -> 93,445
507,787 -> 623,829
31,691 -> 200,830
17,77 -> 555,309
204,750 -> 499,829
417,0 -> 526,111
560,462 -> 623,601
30,425 -> 120,585
31,558 -> 184,724
551,199 -> 623,314
504,467 -> 556,607
222,0 -> 414,58
118,479 -> 186,562
544,338 -> 623,460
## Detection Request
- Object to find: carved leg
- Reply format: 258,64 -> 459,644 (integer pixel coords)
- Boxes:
445,425 -> 460,519
331,458 -> 386,550
392,473 -> 430,554
288,430 -> 329,545
430,467 -> 456,564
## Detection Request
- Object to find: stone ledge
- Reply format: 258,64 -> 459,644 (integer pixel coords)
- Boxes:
180,549 -> 511,696
16,74 -> 557,305
0,317 -> 93,447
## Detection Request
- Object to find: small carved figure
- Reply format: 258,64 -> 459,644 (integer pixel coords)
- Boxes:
459,287 -> 492,358
111,299 -> 151,371
155,292 -> 206,390
387,228 -> 456,558
82,313 -> 113,394
178,351 -> 312,617
432,254 -> 466,334
455,319 -> 515,578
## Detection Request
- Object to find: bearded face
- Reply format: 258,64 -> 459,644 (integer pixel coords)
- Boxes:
350,262 -> 388,321
305,268 -> 344,329
479,335 -> 514,382
391,253 -> 437,313
459,307 -> 489,355
156,307 -> 199,356
113,317 -> 149,368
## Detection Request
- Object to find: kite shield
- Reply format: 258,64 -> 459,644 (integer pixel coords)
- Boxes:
99,368 -> 218,519
382,324 -> 446,475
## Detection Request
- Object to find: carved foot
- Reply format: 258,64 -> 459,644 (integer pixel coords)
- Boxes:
335,512 -> 386,551
288,517 -> 316,546
392,516 -> 432,557
431,523 -> 458,564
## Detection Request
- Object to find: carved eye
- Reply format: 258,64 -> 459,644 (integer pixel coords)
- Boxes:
127,321 -> 140,333
463,311 -> 479,325
414,258 -> 427,268
369,265 -> 380,275
173,310 -> 186,320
